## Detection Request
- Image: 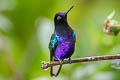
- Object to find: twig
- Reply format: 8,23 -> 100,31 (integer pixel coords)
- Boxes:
41,55 -> 120,69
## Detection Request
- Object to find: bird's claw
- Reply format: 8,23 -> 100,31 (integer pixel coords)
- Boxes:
69,58 -> 72,64
58,59 -> 63,64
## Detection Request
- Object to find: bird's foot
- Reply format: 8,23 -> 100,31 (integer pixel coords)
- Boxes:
58,59 -> 63,64
68,58 -> 72,64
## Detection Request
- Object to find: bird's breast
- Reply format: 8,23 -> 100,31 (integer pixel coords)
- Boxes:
55,40 -> 75,59
54,34 -> 75,59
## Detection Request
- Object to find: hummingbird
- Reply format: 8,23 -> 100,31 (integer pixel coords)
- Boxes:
49,5 -> 76,77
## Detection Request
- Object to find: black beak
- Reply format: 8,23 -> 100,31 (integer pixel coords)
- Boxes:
65,5 -> 74,16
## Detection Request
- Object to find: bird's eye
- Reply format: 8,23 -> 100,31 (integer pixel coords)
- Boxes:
57,16 -> 62,20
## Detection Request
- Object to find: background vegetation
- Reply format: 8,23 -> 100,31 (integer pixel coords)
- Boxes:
0,0 -> 120,80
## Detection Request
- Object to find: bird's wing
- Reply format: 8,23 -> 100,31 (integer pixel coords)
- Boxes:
72,31 -> 76,42
49,33 -> 57,61
49,33 -> 62,77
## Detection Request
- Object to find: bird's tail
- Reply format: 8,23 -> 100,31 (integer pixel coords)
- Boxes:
50,59 -> 62,77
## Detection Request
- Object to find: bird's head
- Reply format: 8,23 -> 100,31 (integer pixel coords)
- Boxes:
54,5 -> 74,25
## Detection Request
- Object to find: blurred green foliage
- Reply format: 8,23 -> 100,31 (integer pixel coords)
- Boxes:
0,0 -> 120,80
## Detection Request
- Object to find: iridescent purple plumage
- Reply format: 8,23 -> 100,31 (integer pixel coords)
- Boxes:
56,12 -> 65,16
55,32 -> 75,59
